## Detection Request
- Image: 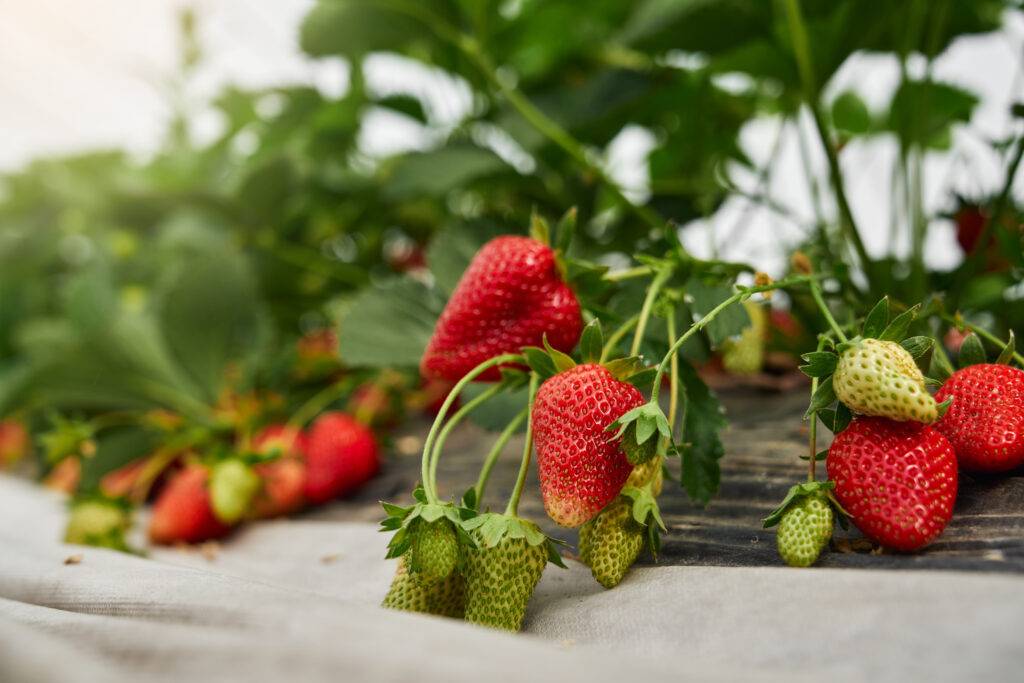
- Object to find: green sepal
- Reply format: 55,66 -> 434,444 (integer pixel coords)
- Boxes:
606,401 -> 671,447
602,356 -> 646,381
529,211 -> 550,245
995,330 -> 1016,365
460,512 -> 566,568
958,333 -> 987,368
620,486 -> 667,532
762,481 -> 837,528
929,343 -> 955,382
878,304 -> 920,342
522,346 -> 557,379
900,336 -> 934,360
461,487 -> 478,511
380,499 -> 477,559
798,448 -> 830,462
543,334 -> 576,372
554,207 -> 577,255
579,319 -> 604,365
804,376 -> 836,419
799,351 -> 838,378
816,401 -> 851,434
936,396 -> 954,420
861,297 -> 890,338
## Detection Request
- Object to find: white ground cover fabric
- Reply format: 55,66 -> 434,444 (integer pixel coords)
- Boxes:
1,473 -> 1021,682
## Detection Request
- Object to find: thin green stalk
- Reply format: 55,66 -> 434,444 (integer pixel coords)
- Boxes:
419,354 -> 522,503
287,378 -> 354,431
603,265 -> 655,283
809,280 -> 849,343
505,373 -> 540,517
651,275 -> 818,398
428,382 -> 505,499
783,0 -> 872,278
807,336 -> 827,483
600,314 -> 640,363
473,408 -> 528,507
631,267 -> 673,357
666,307 -> 680,433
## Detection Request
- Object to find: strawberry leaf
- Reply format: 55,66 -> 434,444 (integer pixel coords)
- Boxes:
996,330 -> 1016,365
554,207 -> 577,255
930,344 -> 955,382
878,304 -> 919,342
861,296 -> 890,338
529,211 -> 550,245
603,356 -> 646,382
579,319 -> 603,364
958,333 -> 987,367
799,351 -> 838,378
676,359 -> 726,506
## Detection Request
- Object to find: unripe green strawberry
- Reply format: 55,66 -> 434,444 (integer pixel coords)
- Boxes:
620,422 -> 658,465
776,495 -> 833,568
722,301 -> 766,375
65,499 -> 131,551
409,519 -> 459,581
464,535 -> 547,631
209,459 -> 261,524
579,497 -> 645,588
625,456 -> 663,496
833,338 -> 937,423
382,554 -> 465,618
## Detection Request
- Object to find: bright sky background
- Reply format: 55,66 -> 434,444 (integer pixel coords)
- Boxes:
2,1 -> 1022,274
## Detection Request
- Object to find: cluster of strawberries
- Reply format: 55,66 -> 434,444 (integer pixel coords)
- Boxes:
66,412 -> 379,548
771,305 -> 1023,567
381,233 -> 674,631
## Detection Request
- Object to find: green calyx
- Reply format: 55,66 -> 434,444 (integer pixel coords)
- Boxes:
379,491 -> 477,573
210,459 -> 261,524
762,481 -> 845,529
461,512 -> 566,568
607,401 -> 672,465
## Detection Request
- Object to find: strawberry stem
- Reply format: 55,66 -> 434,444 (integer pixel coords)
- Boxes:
600,313 -> 640,363
809,280 -> 848,343
419,354 -> 523,504
807,336 -> 827,482
651,275 -> 819,400
603,265 -> 655,283
505,373 -> 540,517
473,407 -> 528,508
428,381 -> 506,500
631,266 -> 674,357
666,307 -> 680,437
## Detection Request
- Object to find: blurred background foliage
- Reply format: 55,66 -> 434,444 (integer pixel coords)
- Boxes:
1,0 -> 1022,485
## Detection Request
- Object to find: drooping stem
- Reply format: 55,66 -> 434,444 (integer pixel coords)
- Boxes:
419,354 -> 523,504
631,267 -> 673,357
600,314 -> 640,363
809,280 -> 849,343
428,382 -> 505,499
651,275 -> 818,400
505,373 -> 540,517
287,377 -> 355,431
666,307 -> 680,433
603,266 -> 655,283
474,408 -> 528,507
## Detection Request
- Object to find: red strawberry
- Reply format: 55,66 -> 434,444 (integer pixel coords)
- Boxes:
420,236 -> 583,382
532,364 -> 644,527
303,412 -> 380,504
149,464 -> 231,544
100,457 -> 150,499
934,363 -> 1024,473
827,418 -> 958,552
955,205 -> 987,253
0,419 -> 29,467
252,458 -> 306,518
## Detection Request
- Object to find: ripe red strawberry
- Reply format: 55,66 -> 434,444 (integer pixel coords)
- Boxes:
149,464 -> 231,544
420,236 -> 582,382
0,419 -> 29,467
955,205 -> 986,253
100,457 -> 150,499
827,418 -> 958,552
303,412 -> 380,504
934,363 -> 1024,473
252,458 -> 306,518
532,364 -> 644,527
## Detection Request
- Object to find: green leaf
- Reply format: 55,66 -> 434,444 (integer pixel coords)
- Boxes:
936,396 -> 954,420
799,351 -> 838,378
686,278 -> 749,346
861,297 -> 890,338
900,336 -> 934,360
804,376 -> 836,418
929,345 -> 955,383
603,356 -> 646,381
676,360 -> 726,506
338,278 -> 444,368
831,91 -> 872,135
885,79 -> 979,150
579,319 -> 603,364
529,212 -> 551,245
878,304 -> 919,342
555,207 -> 577,254
300,0 -> 428,59
995,330 -> 1016,365
958,333 -> 987,368
382,145 -> 508,200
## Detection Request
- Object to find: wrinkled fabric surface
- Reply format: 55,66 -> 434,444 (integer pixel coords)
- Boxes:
1,474 -> 1022,682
